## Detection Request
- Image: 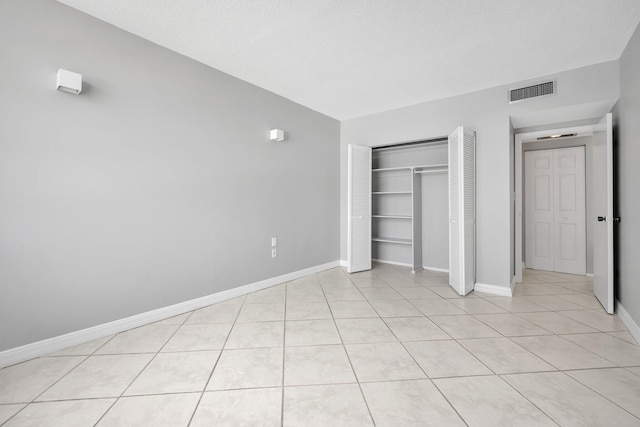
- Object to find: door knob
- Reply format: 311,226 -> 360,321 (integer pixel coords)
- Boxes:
597,216 -> 606,222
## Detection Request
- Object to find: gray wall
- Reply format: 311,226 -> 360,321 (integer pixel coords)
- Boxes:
0,0 -> 340,351
341,61 -> 619,291
613,22 -> 640,328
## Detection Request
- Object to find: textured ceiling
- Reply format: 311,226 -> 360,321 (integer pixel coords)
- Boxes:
56,0 -> 640,120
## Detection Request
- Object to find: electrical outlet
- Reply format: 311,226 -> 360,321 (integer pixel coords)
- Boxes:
271,248 -> 277,258
271,237 -> 277,247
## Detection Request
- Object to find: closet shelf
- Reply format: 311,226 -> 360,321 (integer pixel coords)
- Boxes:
372,215 -> 412,219
373,163 -> 448,172
372,191 -> 412,195
372,236 -> 412,245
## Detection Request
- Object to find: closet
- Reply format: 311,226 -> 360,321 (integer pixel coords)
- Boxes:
347,126 -> 476,295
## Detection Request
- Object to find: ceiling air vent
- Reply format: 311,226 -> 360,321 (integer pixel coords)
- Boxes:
509,80 -> 555,103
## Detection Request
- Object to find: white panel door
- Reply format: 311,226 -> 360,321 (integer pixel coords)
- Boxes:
592,113 -> 614,313
525,147 -> 586,274
347,144 -> 372,273
554,147 -> 586,274
525,150 -> 554,271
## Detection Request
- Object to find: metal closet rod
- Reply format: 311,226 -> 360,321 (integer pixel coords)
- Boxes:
415,169 -> 448,174
373,137 -> 448,151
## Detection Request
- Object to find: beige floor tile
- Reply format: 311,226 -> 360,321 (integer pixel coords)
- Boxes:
185,300 -> 242,324
405,340 -> 492,378
322,286 -> 365,302
458,338 -> 554,374
244,285 -> 286,304
359,287 -> 403,301
483,297 -> 548,313
335,318 -> 397,344
192,388 -> 282,426
125,351 -> 218,395
369,299 -> 423,317
162,323 -> 232,352
520,295 -> 586,311
328,301 -> 378,318
435,376 -> 556,427
557,294 -> 604,309
558,309 -> 628,332
410,299 -> 466,316
37,354 -> 153,400
511,335 -> 614,370
430,287 -> 467,299
362,379 -> 465,426
48,336 -> 113,356
225,321 -> 284,349
286,286 -> 326,303
151,312 -> 191,326
608,331 -> 639,346
393,287 -> 440,299
237,302 -> 285,322
95,325 -> 179,354
350,278 -> 390,288
627,367 -> 640,376
5,399 -> 114,427
285,301 -> 332,320
0,357 -> 85,403
517,311 -> 597,334
503,372 -> 640,426
207,347 -> 282,390
285,320 -> 341,346
346,342 -> 425,382
448,299 -> 508,314
284,345 -> 355,386
283,384 -> 373,427
567,368 -> 640,418
562,333 -> 640,366
383,317 -> 450,341
98,393 -> 199,427
429,315 -> 501,339
0,404 -> 25,424
473,313 -> 551,336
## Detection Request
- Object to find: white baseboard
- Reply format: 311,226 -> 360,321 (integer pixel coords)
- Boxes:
422,266 -> 449,273
372,259 -> 412,268
616,300 -> 640,345
586,273 -> 594,277
339,259 -> 348,268
474,282 -> 513,297
0,260 -> 340,368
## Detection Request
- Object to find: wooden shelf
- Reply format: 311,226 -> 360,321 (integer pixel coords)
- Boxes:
372,237 -> 412,245
372,215 -> 412,219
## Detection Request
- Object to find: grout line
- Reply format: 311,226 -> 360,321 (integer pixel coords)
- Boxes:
185,295 -> 246,426
322,269 -> 377,426
281,282 -> 288,427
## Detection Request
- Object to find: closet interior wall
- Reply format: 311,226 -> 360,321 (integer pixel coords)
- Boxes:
372,140 -> 449,271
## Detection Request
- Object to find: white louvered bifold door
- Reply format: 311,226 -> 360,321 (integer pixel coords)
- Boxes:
347,144 -> 372,273
448,127 -> 476,295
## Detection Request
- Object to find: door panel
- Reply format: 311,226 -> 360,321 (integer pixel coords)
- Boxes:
347,144 -> 372,273
525,147 -> 586,274
593,113 -> 614,313
525,150 -> 554,271
554,147 -> 586,274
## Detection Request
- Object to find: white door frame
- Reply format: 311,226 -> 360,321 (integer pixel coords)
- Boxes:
514,124 -> 594,283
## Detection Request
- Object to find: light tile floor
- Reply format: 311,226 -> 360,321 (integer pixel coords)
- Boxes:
1,264 -> 640,426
